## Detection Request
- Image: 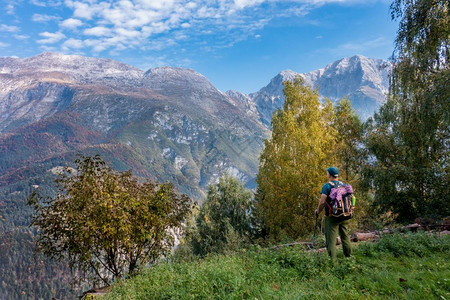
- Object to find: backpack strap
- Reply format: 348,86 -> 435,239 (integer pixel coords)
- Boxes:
326,201 -> 332,215
329,181 -> 344,188
325,182 -> 335,216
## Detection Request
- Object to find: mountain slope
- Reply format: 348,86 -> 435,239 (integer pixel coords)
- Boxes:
0,53 -> 268,201
0,53 -> 143,133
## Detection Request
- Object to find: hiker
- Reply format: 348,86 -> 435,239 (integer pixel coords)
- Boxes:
315,167 -> 352,261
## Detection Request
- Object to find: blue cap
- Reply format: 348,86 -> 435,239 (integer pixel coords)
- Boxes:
326,167 -> 339,177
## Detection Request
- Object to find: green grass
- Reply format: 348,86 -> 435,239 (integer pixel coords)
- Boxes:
106,233 -> 450,299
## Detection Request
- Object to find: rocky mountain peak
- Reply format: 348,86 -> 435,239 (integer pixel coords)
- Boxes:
324,55 -> 388,80
143,66 -> 223,102
250,69 -> 297,100
144,66 -> 213,87
304,55 -> 390,106
278,70 -> 298,80
1,52 -> 144,86
244,55 -> 391,125
145,66 -> 201,77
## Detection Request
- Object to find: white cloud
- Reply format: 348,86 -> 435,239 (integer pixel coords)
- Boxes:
37,31 -> 66,44
135,0 -> 177,10
115,28 -> 141,38
234,0 -> 265,9
141,37 -> 177,51
30,0 -> 63,6
5,4 -> 14,15
62,38 -> 84,50
49,0 -> 377,54
330,37 -> 391,55
138,53 -> 193,69
65,0 -> 110,20
30,0 -> 47,6
83,26 -> 112,36
60,18 -> 83,29
317,36 -> 392,57
14,34 -> 30,40
0,41 -> 9,48
32,14 -> 61,22
0,24 -> 20,32
39,45 -> 58,52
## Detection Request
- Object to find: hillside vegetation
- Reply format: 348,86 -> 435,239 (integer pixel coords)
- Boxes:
106,232 -> 450,299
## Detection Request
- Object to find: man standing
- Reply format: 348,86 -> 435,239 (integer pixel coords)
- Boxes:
315,167 -> 352,261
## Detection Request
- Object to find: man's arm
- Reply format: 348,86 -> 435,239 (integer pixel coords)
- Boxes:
315,194 -> 327,216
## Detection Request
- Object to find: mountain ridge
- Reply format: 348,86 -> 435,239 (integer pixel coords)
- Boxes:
0,52 -> 390,198
0,52 -> 389,242
1,53 -> 390,128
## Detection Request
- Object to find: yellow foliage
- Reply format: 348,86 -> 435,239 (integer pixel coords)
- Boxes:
256,78 -> 336,239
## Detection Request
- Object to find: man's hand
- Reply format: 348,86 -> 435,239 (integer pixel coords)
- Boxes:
315,209 -> 319,216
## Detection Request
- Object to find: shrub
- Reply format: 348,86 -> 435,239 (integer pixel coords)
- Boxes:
189,174 -> 255,256
28,155 -> 192,286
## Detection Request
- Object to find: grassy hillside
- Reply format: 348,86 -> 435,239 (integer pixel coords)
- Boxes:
106,232 -> 449,299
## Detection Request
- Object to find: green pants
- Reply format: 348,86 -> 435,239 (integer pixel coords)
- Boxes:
325,216 -> 352,261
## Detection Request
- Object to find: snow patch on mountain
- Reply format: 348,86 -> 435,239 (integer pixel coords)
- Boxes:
162,147 -> 173,159
174,156 -> 189,170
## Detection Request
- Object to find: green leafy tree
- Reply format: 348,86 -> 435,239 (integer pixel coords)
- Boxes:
190,174 -> 254,256
332,99 -> 374,230
28,155 -> 192,287
333,99 -> 365,182
256,78 -> 336,240
364,0 -> 449,222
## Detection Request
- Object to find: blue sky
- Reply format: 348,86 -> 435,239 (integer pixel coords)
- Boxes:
0,0 -> 398,93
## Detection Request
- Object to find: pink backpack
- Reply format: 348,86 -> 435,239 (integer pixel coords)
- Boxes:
327,181 -> 354,220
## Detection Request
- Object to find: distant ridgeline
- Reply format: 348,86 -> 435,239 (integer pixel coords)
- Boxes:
0,52 -> 389,298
